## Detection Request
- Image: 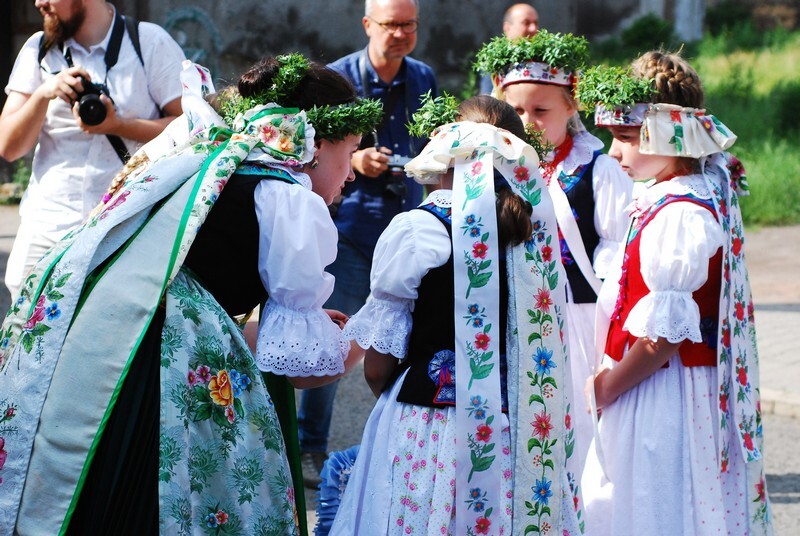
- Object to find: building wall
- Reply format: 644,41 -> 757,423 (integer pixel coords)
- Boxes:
4,0 -> 714,104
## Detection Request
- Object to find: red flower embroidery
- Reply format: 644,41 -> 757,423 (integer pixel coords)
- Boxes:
472,161 -> 483,176
722,327 -> 731,348
476,424 -> 493,442
532,410 -> 554,439
215,510 -> 229,525
475,333 -> 491,350
720,393 -> 728,413
732,236 -> 743,257
541,245 -> 553,262
564,413 -> 571,430
743,431 -> 754,451
23,296 -> 46,331
721,457 -> 729,473
472,242 -> 489,259
475,516 -> 491,534
535,288 -> 553,313
735,302 -> 745,321
514,165 -> 530,182
670,110 -> 682,123
737,366 -> 748,386
756,477 -> 766,501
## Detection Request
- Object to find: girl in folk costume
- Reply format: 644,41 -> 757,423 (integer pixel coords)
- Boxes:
578,53 -> 774,535
475,31 -> 635,477
0,55 -> 380,535
329,95 -> 583,535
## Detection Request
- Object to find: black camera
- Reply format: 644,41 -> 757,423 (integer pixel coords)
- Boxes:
75,76 -> 113,126
384,154 -> 411,198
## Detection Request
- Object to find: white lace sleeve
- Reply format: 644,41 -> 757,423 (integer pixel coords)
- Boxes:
253,180 -> 347,376
623,202 -> 725,343
592,154 -> 634,279
343,208 -> 451,358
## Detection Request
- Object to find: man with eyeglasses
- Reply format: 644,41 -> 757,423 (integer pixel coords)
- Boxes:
479,3 -> 541,95
0,0 -> 184,297
298,0 -> 437,488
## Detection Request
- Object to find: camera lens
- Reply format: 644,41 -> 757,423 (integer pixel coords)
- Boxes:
78,94 -> 107,126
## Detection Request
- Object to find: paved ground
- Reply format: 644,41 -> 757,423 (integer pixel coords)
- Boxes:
0,205 -> 797,533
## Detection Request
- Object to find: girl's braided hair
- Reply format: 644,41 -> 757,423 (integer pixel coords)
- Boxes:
631,51 -> 704,108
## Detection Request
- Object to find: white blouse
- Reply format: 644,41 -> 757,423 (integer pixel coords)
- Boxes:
253,174 -> 349,376
344,190 -> 452,358
622,174 -> 726,344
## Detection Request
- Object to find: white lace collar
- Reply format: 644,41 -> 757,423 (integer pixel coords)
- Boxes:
421,189 -> 452,208
547,131 -> 604,176
631,173 -> 712,214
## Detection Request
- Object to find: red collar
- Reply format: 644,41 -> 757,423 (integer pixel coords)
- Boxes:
541,135 -> 574,182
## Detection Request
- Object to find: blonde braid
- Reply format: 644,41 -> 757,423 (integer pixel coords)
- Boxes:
632,51 -> 704,108
88,151 -> 151,218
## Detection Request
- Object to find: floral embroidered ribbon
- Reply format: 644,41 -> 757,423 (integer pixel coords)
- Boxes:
641,103 -> 736,158
700,154 -> 772,532
406,122 -> 581,534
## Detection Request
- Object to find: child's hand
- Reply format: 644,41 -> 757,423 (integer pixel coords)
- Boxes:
585,365 -> 612,414
324,308 -> 349,329
592,367 -> 616,411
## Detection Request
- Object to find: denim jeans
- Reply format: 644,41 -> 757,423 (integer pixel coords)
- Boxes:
298,237 -> 372,452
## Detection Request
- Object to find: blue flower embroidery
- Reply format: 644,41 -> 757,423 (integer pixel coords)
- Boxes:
45,303 -> 61,321
534,346 -> 556,375
533,478 -> 553,505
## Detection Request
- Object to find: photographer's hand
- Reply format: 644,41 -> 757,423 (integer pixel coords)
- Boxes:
352,146 -> 391,178
34,66 -> 90,105
72,93 -> 118,135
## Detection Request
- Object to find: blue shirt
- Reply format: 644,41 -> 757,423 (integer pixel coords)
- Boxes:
329,48 -> 437,258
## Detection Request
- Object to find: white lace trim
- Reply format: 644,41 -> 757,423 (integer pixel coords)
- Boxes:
422,189 -> 452,208
623,290 -> 703,344
636,173 -> 711,212
255,299 -> 348,376
553,131 -> 604,176
343,297 -> 412,358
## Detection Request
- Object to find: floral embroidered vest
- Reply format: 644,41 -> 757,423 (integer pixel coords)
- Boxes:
605,194 -> 721,367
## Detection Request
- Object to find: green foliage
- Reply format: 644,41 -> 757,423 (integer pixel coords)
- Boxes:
575,65 -> 655,108
620,14 -> 676,51
705,1 -> 754,37
12,159 -> 30,186
524,124 -> 554,157
407,91 -> 459,138
474,30 -> 590,75
306,98 -> 384,141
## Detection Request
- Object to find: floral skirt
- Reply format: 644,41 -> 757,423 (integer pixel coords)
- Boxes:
67,269 -> 298,534
330,370 -> 513,536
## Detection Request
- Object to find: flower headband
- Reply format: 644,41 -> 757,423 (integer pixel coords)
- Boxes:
218,53 -> 383,142
474,30 -> 589,92
406,91 -> 553,157
577,64 -> 736,157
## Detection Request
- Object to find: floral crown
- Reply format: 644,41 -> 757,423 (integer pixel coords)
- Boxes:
574,65 -> 655,127
474,30 -> 589,91
406,91 -> 553,156
218,53 -> 383,141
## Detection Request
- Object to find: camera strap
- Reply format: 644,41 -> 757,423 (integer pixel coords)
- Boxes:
358,48 -> 413,157
38,10 -> 144,164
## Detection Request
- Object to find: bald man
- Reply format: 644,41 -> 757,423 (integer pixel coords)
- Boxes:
478,3 -> 540,94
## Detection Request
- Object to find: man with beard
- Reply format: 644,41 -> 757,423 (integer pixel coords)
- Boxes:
0,0 -> 185,296
296,0 -> 437,488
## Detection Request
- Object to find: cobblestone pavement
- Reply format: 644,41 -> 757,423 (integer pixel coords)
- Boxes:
0,206 -> 797,533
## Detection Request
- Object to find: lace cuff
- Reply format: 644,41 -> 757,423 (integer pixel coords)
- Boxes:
623,290 -> 702,344
343,297 -> 412,358
255,299 -> 348,377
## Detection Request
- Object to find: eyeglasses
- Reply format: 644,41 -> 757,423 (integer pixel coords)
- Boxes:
368,17 -> 418,34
